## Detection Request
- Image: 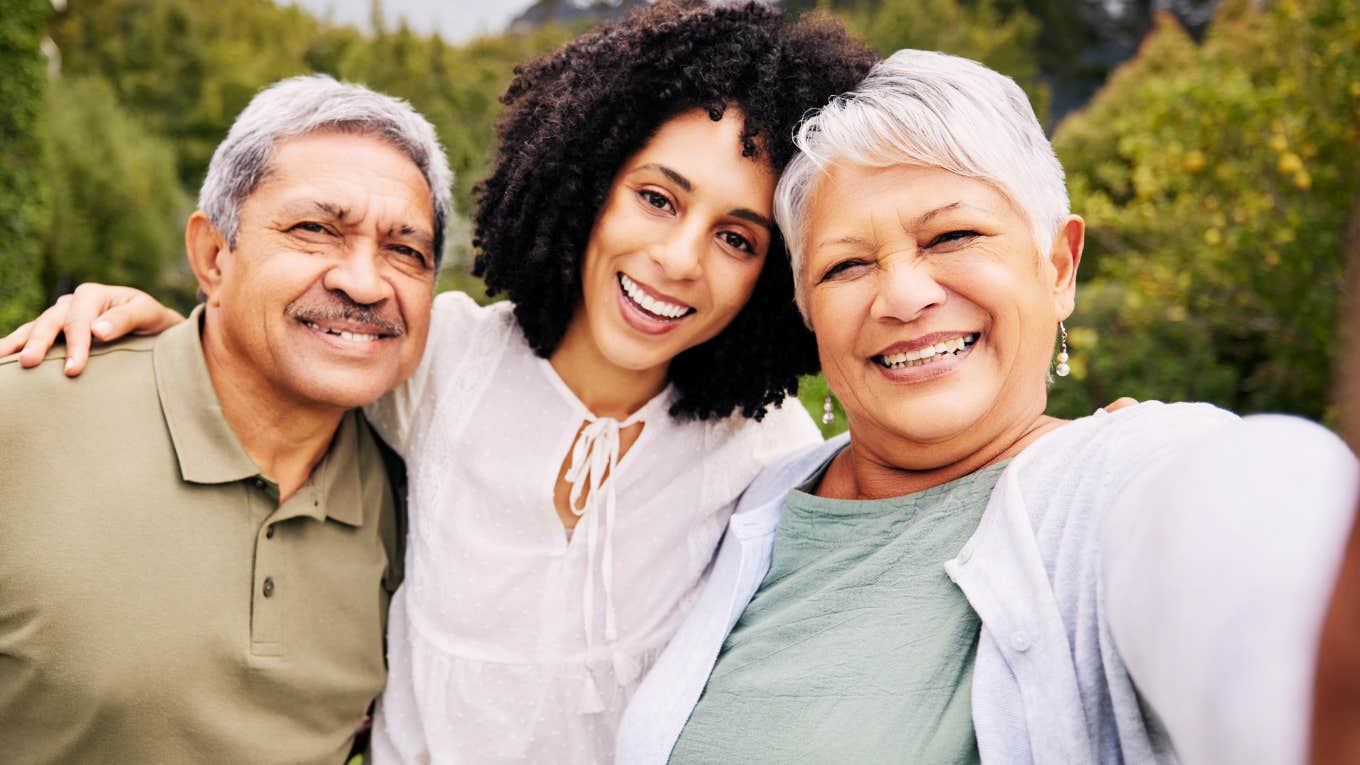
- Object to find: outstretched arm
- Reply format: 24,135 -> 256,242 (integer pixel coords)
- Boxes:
1103,415 -> 1359,765
0,283 -> 184,375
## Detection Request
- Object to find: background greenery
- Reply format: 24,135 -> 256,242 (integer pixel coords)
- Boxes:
3,0 -> 1355,435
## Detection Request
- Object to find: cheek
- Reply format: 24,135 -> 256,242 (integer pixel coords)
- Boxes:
710,255 -> 766,312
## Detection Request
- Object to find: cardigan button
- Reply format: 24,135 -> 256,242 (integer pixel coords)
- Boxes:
1010,631 -> 1031,652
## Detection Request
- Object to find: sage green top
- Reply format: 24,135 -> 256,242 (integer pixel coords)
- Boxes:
670,459 -> 1008,764
0,308 -> 403,764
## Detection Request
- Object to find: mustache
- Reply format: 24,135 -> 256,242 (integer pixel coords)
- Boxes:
286,298 -> 406,337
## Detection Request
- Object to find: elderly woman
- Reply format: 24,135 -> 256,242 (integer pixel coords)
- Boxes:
618,50 -> 1359,764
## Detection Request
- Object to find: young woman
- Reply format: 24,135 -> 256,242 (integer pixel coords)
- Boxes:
0,3 -> 877,761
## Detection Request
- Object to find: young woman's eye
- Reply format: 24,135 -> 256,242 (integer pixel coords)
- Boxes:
718,230 -> 754,254
637,189 -> 674,213
927,230 -> 979,248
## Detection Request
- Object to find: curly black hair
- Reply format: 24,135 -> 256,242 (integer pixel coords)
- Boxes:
472,0 -> 876,421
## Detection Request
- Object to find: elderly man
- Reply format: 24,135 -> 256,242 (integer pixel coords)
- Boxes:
0,75 -> 450,762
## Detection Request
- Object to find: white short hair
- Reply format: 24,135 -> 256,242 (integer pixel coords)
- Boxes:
198,74 -> 453,263
774,49 -> 1069,321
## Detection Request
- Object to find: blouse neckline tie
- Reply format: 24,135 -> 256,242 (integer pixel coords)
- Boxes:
564,411 -> 645,713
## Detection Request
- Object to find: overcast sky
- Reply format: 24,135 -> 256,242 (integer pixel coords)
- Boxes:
284,0 -> 538,43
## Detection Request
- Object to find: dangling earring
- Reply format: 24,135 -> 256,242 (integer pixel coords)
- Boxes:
1055,322 -> 1071,378
821,394 -> 836,425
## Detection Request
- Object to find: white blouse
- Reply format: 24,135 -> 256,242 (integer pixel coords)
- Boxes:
364,292 -> 822,764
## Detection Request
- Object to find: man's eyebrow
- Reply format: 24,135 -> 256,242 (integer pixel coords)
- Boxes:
633,163 -> 693,193
314,201 -> 350,220
384,223 -> 435,251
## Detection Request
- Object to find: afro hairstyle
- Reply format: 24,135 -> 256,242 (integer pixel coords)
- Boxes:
472,0 -> 876,421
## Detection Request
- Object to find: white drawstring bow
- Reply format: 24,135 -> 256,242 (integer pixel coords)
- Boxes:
564,417 -> 627,713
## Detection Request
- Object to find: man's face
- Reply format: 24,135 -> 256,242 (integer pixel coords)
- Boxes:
205,130 -> 436,411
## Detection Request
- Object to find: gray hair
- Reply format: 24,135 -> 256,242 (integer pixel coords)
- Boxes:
774,49 -> 1069,321
198,74 -> 453,264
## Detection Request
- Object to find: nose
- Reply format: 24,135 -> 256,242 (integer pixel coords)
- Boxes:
652,221 -> 706,281
869,252 -> 947,322
322,239 -> 391,306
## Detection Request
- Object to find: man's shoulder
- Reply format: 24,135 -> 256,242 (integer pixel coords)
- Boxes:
0,337 -> 160,425
0,335 -> 158,376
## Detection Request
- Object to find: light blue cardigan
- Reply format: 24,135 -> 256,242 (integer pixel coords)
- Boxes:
617,402 -> 1359,764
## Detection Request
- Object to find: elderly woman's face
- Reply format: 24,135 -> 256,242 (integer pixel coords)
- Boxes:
802,162 -> 1079,459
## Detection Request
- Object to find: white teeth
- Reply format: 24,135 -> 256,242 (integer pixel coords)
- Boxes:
620,274 -> 689,319
304,321 -> 379,343
878,333 -> 978,369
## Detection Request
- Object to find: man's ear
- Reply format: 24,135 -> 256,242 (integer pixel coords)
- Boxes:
1049,214 -> 1084,320
185,211 -> 230,306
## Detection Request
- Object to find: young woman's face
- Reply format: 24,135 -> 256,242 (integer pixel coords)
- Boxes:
572,107 -> 777,376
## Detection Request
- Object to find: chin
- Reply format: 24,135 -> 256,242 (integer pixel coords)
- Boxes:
285,366 -> 402,410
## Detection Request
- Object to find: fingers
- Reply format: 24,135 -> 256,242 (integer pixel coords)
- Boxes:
0,321 -> 36,360
1103,396 -> 1139,413
17,295 -> 74,370
96,298 -> 181,341
57,282 -> 116,376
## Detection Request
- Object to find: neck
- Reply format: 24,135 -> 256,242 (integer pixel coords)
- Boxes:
201,315 -> 345,503
549,311 -> 668,420
822,407 -> 1064,501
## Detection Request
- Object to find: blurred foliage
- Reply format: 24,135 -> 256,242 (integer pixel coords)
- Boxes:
0,0 -> 51,331
37,0 -> 572,312
837,0 -> 1050,124
43,76 -> 191,302
1050,0 -> 1359,421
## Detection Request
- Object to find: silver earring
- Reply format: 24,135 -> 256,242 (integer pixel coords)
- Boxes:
1055,322 -> 1071,377
821,394 -> 836,425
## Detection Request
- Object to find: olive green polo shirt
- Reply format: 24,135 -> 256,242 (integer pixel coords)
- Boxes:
0,308 -> 404,764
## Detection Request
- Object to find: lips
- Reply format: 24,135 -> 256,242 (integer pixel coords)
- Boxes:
875,332 -> 979,369
287,302 -> 405,345
617,273 -> 694,322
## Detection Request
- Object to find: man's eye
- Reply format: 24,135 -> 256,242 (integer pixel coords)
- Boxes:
718,231 -> 754,254
390,245 -> 430,266
638,189 -> 674,212
291,222 -> 330,235
928,230 -> 979,248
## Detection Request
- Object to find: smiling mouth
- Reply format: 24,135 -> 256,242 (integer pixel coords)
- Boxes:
299,319 -> 393,343
618,273 -> 695,322
874,333 -> 980,369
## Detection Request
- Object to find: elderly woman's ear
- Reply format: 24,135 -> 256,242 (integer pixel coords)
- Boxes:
1049,214 -> 1086,319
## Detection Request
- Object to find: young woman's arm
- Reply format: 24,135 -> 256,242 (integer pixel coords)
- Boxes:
0,283 -> 184,374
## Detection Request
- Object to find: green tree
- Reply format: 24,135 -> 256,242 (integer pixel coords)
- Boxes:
0,0 -> 51,331
1051,0 -> 1360,420
42,76 -> 192,305
840,0 -> 1050,123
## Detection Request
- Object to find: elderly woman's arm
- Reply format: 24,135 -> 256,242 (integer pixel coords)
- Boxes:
1101,415 -> 1358,765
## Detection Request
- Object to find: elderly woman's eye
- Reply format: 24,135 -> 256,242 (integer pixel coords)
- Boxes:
820,259 -> 868,281
638,189 -> 674,213
928,230 -> 979,247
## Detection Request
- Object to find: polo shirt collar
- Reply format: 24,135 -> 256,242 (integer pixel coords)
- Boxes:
152,306 -> 367,528
154,306 -> 259,485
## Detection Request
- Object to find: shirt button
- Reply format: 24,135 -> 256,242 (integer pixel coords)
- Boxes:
1010,631 -> 1031,652
262,577 -> 275,598
265,526 -> 275,539
253,477 -> 266,490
